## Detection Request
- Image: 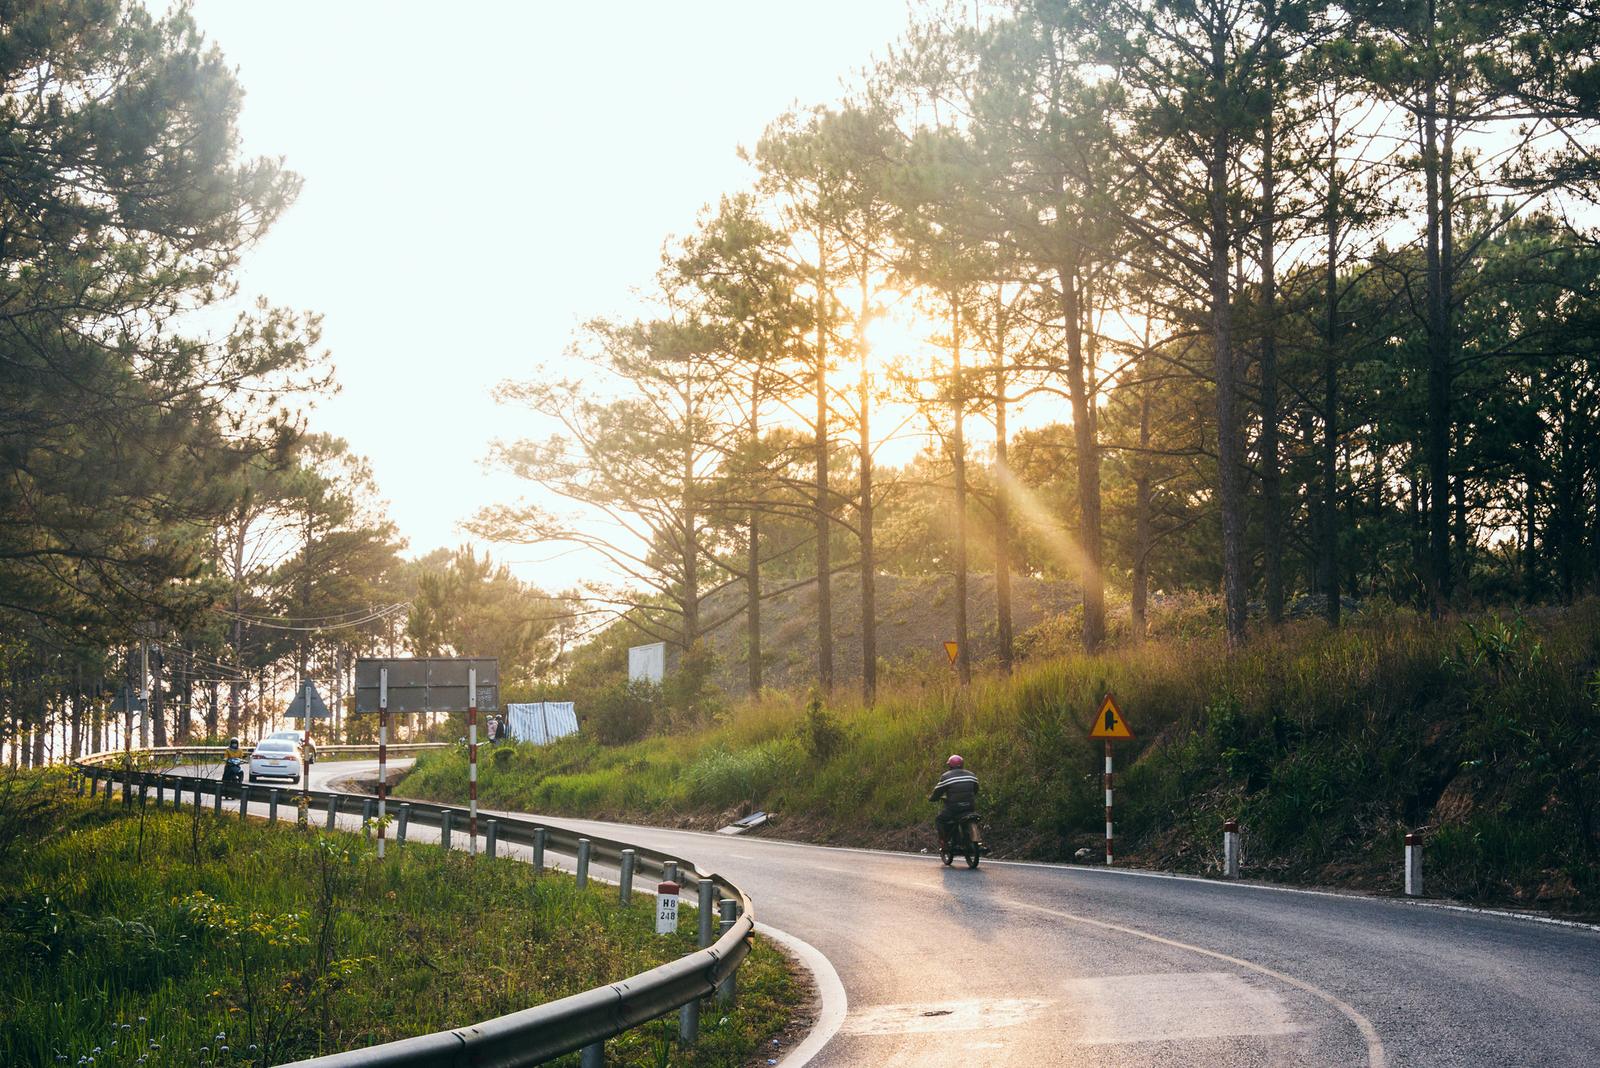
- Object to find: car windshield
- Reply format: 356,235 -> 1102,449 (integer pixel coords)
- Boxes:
255,740 -> 296,754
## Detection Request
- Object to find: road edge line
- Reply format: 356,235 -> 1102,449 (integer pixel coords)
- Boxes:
756,922 -> 847,1068
320,769 -> 1600,938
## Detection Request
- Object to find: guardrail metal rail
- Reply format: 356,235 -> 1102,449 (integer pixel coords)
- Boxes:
72,750 -> 755,1068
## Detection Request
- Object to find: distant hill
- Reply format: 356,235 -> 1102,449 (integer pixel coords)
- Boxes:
695,571 -> 1079,695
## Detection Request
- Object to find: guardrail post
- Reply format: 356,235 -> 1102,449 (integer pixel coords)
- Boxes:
697,879 -> 715,948
619,849 -> 635,905
362,797 -> 375,838
270,789 -> 280,824
154,776 -> 164,807
485,819 -> 499,859
213,781 -> 223,816
531,827 -> 546,874
1405,832 -> 1423,896
580,1041 -> 604,1067
440,809 -> 453,850
576,838 -> 591,889
663,861 -> 678,885
1223,818 -> 1240,878
326,794 -> 340,831
717,899 -> 739,1006
239,785 -> 251,822
193,780 -> 202,814
123,772 -> 132,808
397,803 -> 410,845
679,997 -> 699,1046
138,775 -> 148,808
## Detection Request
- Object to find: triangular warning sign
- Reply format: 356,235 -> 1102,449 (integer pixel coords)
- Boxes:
286,681 -> 331,720
1088,693 -> 1133,740
943,641 -> 959,666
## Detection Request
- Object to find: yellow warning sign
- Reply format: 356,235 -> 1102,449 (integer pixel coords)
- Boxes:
1088,693 -> 1133,740
943,641 -> 959,666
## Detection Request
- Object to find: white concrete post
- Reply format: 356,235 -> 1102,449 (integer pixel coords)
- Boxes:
1223,818 -> 1240,878
1405,832 -> 1423,896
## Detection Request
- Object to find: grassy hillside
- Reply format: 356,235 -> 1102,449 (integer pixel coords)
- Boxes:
402,600 -> 1600,913
0,770 -> 793,1068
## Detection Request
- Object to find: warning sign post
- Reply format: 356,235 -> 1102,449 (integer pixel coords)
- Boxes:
1088,693 -> 1134,866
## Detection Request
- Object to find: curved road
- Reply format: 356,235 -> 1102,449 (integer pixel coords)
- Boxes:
180,758 -> 1600,1067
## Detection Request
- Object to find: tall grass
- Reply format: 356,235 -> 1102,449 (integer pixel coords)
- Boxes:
401,602 -> 1600,910
0,770 -> 793,1067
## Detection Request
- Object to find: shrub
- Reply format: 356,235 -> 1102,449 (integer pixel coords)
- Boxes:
584,679 -> 660,745
797,698 -> 846,763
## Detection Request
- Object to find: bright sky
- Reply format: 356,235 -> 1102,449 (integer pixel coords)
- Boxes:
185,0 -> 918,589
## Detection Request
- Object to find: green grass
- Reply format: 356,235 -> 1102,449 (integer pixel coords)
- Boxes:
401,601 -> 1600,912
0,770 -> 794,1068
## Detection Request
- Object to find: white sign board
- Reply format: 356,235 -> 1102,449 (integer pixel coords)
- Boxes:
628,642 -> 667,684
655,887 -> 680,934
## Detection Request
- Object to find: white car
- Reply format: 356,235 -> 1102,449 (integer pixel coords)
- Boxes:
249,738 -> 304,783
264,729 -> 316,764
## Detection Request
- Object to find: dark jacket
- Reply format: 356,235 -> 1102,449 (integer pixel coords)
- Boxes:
929,766 -> 980,812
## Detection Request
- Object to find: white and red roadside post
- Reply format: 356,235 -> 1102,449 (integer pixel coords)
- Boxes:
656,880 -> 680,935
300,679 -> 313,827
1405,831 -> 1423,896
377,668 -> 388,859
1104,740 -> 1115,866
468,666 -> 478,856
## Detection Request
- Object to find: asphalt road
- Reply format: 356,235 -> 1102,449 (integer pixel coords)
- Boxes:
175,758 -> 1600,1067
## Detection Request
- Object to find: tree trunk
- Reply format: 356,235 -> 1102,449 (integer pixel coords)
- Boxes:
1058,262 -> 1105,652
747,381 -> 763,696
1321,123 -> 1342,627
1422,11 -> 1453,616
70,669 -> 83,758
151,647 -> 167,749
1259,42 -> 1284,626
814,246 -> 833,692
951,294 -> 971,685
994,384 -> 1014,671
1210,23 -> 1248,647
857,351 -> 883,700
1132,377 -> 1152,640
859,335 -> 877,703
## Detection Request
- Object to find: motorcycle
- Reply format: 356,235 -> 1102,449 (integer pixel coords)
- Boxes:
939,809 -> 984,869
222,756 -> 244,786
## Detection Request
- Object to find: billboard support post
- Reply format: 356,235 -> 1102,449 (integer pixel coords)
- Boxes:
469,666 -> 478,857
377,668 -> 388,860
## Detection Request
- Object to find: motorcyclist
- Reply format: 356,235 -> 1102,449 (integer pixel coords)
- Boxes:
929,754 -> 983,851
225,736 -> 245,762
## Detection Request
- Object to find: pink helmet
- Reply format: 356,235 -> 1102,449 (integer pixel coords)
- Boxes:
947,754 -> 964,768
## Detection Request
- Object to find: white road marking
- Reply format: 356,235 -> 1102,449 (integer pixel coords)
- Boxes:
1005,897 -> 1387,1068
759,922 -> 848,1067
1063,971 -> 1300,1046
840,998 -> 1050,1037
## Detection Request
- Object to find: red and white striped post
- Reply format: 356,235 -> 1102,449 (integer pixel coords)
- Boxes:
377,668 -> 388,860
1104,739 -> 1115,866
468,666 -> 478,856
301,679 -> 313,823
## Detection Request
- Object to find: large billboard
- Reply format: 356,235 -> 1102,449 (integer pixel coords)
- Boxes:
353,657 -> 499,713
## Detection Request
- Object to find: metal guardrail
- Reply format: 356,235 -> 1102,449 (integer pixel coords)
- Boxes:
71,754 -> 756,1068
76,742 -> 451,765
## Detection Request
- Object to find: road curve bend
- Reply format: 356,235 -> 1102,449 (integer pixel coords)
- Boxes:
287,760 -> 1600,1067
